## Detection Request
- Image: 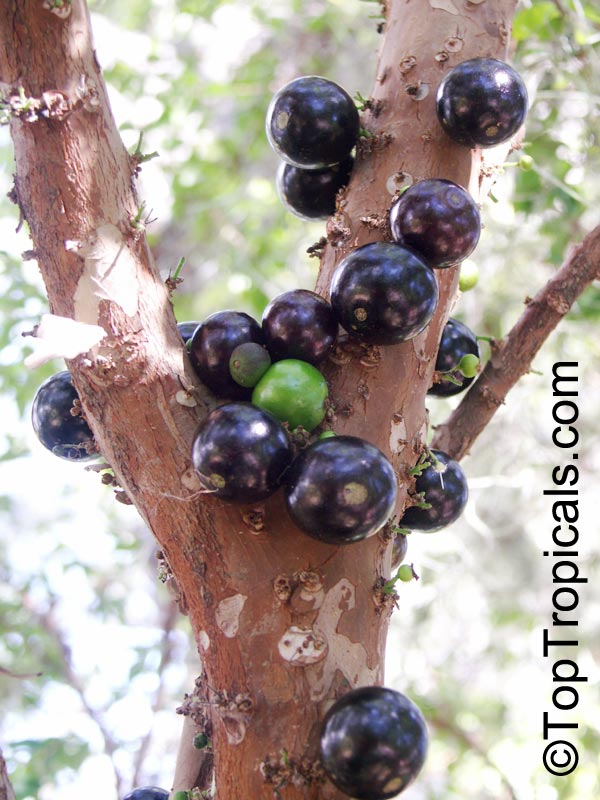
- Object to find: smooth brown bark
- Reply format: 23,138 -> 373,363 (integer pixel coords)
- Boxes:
1,1 -> 521,798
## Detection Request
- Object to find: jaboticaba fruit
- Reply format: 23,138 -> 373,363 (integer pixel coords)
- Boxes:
276,157 -> 353,220
319,686 -> 428,799
391,531 -> 408,570
229,342 -> 271,388
31,370 -> 95,462
251,359 -> 328,432
262,289 -> 338,365
330,242 -> 438,344
389,179 -> 481,269
436,57 -> 528,148
400,449 -> 468,532
123,789 -> 169,800
188,310 -> 264,399
176,320 -> 199,345
428,317 -> 480,398
191,403 -> 293,503
266,76 -> 360,169
284,435 -> 397,544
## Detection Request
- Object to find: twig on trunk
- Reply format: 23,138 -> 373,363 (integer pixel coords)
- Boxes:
432,222 -> 600,460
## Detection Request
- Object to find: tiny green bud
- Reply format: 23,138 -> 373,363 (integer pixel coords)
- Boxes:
318,430 -> 337,440
398,563 -> 419,582
172,792 -> 189,800
518,154 -> 534,171
193,732 -> 209,749
458,259 -> 479,292
457,353 -> 480,378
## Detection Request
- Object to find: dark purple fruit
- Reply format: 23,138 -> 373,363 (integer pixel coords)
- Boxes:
389,179 -> 480,269
428,317 -> 479,398
266,76 -> 360,168
284,435 -> 397,544
330,242 -> 438,345
177,321 -> 199,345
436,57 -> 528,148
189,310 -> 263,399
191,402 -> 293,504
262,289 -> 338,365
391,532 -> 408,570
229,342 -> 271,388
276,157 -> 353,220
319,686 -> 428,800
123,789 -> 169,800
31,370 -> 95,462
400,449 -> 468,532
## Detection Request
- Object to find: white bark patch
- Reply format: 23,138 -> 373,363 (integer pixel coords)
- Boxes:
197,631 -> 210,652
23,314 -> 107,369
306,579 -> 377,702
221,715 -> 246,746
429,0 -> 459,13
389,415 -> 407,455
278,626 -> 328,666
71,223 -> 139,325
215,594 -> 247,638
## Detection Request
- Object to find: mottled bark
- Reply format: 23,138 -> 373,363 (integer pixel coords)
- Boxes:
0,1 -> 522,798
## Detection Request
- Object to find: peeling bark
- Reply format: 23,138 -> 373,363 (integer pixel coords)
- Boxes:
0,1 -> 524,797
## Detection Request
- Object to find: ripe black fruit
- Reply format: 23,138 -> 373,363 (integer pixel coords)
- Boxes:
276,157 -> 353,220
284,435 -> 397,544
391,532 -> 408,569
429,317 -> 480,398
330,242 -> 438,344
176,320 -> 199,345
319,686 -> 428,799
122,788 -> 169,800
188,310 -> 264,399
436,57 -> 528,148
401,449 -> 468,532
266,76 -> 360,168
31,370 -> 95,462
191,402 -> 293,504
389,179 -> 480,269
262,289 -> 338,365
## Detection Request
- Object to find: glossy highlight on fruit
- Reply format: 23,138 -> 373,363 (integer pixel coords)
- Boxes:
262,289 -> 338,365
266,76 -> 360,168
276,157 -> 353,220
330,242 -> 438,344
284,435 -> 397,544
191,403 -> 293,503
400,449 -> 468,532
428,317 -> 480,397
31,370 -> 95,461
229,342 -> 271,388
252,359 -> 328,432
436,57 -> 528,148
389,179 -> 480,269
319,686 -> 428,799
189,310 -> 264,399
122,787 -> 169,800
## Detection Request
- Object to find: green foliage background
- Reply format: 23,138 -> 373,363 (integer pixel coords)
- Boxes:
0,1 -> 598,799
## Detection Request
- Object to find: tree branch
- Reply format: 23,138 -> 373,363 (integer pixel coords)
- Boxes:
0,749 -> 16,800
432,222 -> 600,459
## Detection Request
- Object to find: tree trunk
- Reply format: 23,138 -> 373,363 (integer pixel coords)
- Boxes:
0,1 -> 518,797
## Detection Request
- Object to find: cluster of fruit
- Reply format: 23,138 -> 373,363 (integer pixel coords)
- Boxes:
28,55 -> 527,800
266,75 -> 359,220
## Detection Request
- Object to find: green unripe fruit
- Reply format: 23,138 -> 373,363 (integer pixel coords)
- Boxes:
229,342 -> 272,388
398,564 -> 418,582
252,359 -> 328,432
457,353 -> 480,379
458,259 -> 479,292
318,430 -> 337,440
